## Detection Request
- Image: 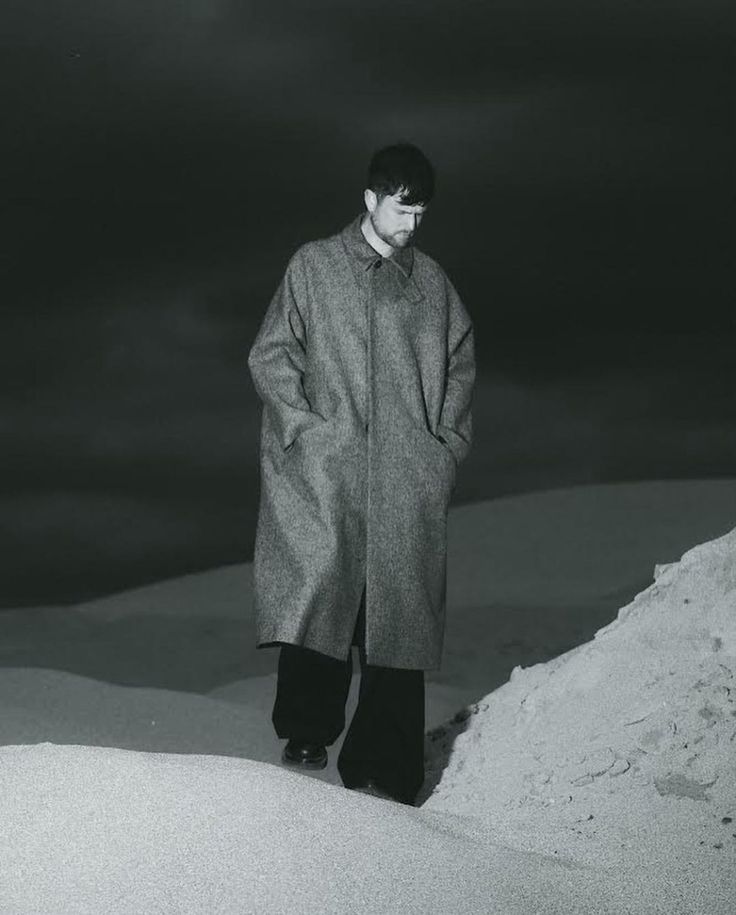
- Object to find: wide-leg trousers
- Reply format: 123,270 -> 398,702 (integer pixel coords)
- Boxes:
271,585 -> 425,806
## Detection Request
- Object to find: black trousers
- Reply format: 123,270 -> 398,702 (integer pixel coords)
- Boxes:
271,586 -> 425,805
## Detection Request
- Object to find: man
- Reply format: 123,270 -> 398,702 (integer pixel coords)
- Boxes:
247,142 -> 475,806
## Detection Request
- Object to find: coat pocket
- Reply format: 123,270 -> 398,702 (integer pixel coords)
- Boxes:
283,416 -> 326,453
418,426 -> 457,493
425,427 -> 456,466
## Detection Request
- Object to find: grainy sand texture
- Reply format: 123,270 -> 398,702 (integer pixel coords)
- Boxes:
0,481 -> 734,913
423,527 -> 736,912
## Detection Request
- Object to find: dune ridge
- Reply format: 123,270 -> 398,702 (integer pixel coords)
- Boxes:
423,527 -> 736,910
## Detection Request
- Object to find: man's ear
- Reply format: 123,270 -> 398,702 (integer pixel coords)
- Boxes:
364,188 -> 377,213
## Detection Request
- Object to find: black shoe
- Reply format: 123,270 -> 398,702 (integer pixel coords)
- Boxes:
349,778 -> 398,802
281,739 -> 328,770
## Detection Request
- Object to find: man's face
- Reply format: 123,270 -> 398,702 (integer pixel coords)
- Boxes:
365,189 -> 428,250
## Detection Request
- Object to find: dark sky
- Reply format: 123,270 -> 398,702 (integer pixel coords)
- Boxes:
2,0 -> 734,606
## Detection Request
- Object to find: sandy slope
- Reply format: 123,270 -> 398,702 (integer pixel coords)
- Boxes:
0,480 -> 735,913
0,743 -> 707,915
423,527 -> 736,912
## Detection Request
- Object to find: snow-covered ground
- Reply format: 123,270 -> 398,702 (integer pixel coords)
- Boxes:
0,479 -> 734,913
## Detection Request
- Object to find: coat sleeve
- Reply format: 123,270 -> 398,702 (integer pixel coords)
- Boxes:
247,247 -> 323,452
437,275 -> 475,465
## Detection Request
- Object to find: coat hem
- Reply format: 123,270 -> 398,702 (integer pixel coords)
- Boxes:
256,638 -> 442,671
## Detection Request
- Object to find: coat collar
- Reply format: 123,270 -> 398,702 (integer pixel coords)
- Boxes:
340,214 -> 424,307
340,213 -> 415,278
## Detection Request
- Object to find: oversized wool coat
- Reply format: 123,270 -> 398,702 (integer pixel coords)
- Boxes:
247,214 -> 475,670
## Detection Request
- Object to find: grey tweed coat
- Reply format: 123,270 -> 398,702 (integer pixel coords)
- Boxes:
247,214 -> 475,670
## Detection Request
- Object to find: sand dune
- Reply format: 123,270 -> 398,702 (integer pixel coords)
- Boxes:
0,480 -> 734,912
0,743 -> 706,915
423,526 -> 736,911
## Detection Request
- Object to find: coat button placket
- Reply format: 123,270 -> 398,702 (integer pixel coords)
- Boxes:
364,271 -> 374,647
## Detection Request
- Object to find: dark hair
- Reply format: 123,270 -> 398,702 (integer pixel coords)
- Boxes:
366,142 -> 435,205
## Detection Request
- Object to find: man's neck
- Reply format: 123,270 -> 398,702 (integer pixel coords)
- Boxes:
360,213 -> 395,258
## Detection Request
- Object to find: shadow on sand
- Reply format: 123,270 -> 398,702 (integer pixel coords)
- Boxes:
0,608 -> 273,693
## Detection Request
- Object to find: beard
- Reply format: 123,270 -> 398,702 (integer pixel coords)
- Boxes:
371,216 -> 414,249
